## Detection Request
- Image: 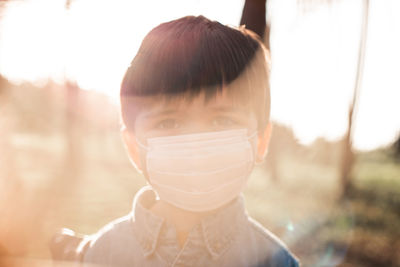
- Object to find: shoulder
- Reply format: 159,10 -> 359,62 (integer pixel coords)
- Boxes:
247,217 -> 300,267
83,214 -> 133,264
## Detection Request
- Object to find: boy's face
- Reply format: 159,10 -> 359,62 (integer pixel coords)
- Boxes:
122,88 -> 271,174
122,83 -> 271,175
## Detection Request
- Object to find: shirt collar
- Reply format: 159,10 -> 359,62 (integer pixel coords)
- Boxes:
130,186 -> 248,259
130,187 -> 164,257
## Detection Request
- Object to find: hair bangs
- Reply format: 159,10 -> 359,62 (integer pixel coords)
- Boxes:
120,16 -> 260,101
120,15 -> 270,131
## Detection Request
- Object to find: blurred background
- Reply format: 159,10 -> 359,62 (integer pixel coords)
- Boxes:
0,0 -> 399,266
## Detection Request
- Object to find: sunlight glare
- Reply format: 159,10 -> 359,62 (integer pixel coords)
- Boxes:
0,0 -> 399,150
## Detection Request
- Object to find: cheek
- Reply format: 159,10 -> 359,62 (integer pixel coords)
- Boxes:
241,110 -> 258,133
247,113 -> 259,157
138,148 -> 150,178
250,136 -> 259,160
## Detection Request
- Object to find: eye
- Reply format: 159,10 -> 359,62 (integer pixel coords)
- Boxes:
155,119 -> 180,130
212,116 -> 238,128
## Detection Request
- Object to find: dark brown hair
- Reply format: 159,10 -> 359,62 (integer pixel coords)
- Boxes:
120,15 -> 270,131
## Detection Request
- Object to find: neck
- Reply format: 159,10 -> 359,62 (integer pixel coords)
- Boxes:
150,200 -> 212,247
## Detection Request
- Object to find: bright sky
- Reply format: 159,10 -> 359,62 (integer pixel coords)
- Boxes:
0,0 -> 399,150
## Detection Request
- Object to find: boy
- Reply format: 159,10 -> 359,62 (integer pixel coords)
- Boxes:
75,15 -> 299,267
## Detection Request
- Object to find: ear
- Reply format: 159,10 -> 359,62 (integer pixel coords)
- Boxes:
256,122 -> 272,163
121,127 -> 143,173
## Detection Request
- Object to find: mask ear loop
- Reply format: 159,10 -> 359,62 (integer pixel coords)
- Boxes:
121,124 -> 149,150
248,131 -> 258,140
135,138 -> 149,151
247,131 -> 259,168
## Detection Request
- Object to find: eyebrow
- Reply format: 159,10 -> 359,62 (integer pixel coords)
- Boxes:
142,109 -> 178,118
209,106 -> 249,114
142,104 -> 248,119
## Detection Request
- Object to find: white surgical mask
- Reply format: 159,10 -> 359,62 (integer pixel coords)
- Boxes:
137,129 -> 257,212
